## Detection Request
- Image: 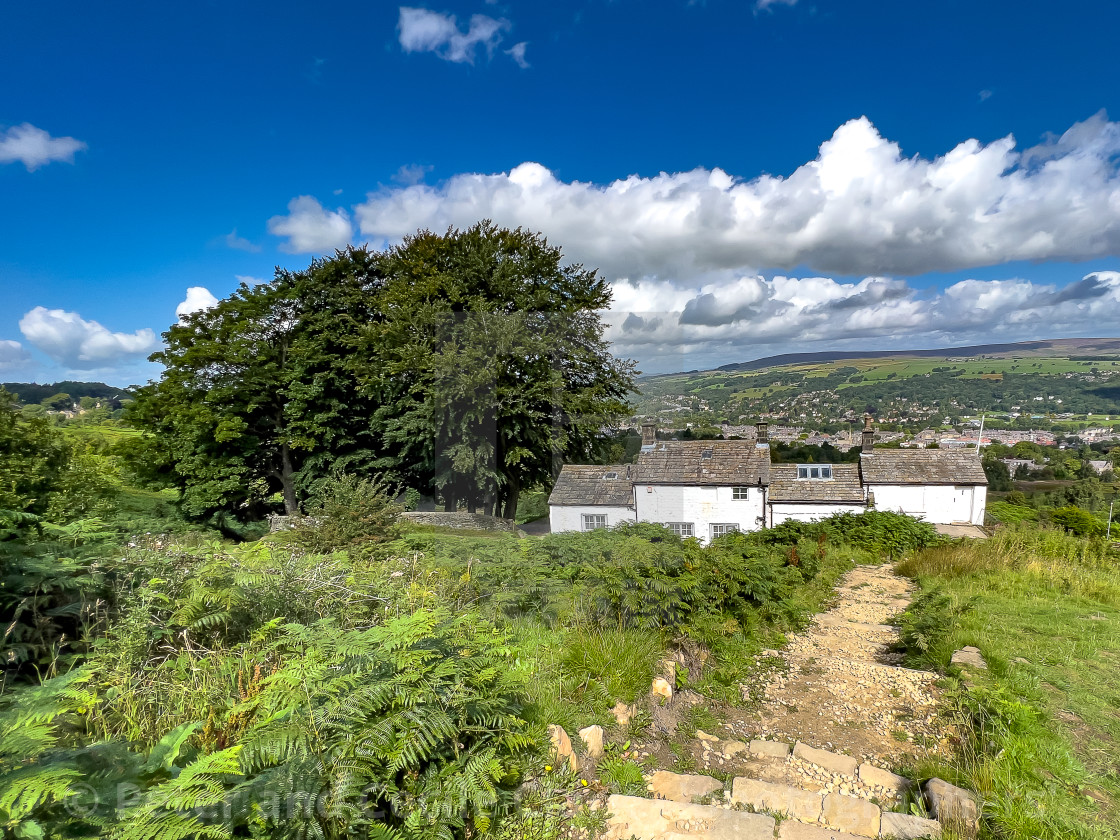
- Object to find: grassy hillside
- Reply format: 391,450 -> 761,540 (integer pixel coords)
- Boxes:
897,527 -> 1120,839
635,341 -> 1120,427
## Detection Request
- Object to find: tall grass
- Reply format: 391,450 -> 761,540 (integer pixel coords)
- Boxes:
896,524 -> 1120,839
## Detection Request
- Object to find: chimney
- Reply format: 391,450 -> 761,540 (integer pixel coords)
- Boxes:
862,414 -> 875,452
641,420 -> 657,448
756,421 -> 769,444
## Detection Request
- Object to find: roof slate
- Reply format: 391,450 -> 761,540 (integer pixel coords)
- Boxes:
768,464 -> 867,503
634,440 -> 770,486
548,465 -> 635,507
860,450 -> 987,485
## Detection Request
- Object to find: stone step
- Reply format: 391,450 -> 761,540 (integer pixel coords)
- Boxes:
781,652 -> 934,678
605,788 -> 941,839
811,616 -> 899,633
604,794 -> 774,840
646,769 -> 723,802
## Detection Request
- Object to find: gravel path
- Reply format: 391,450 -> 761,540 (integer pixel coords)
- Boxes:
734,563 -> 955,775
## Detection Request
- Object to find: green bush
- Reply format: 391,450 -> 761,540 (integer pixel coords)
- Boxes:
1049,505 -> 1104,537
285,472 -> 402,554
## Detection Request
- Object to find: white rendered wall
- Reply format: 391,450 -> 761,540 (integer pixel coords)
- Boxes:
869,485 -> 986,525
549,505 -> 635,534
769,503 -> 866,527
633,484 -> 765,543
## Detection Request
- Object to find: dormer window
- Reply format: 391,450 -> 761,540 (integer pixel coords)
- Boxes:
797,464 -> 832,479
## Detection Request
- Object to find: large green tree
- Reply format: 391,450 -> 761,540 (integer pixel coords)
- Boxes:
130,249 -> 386,517
131,224 -> 635,519
366,222 -> 635,517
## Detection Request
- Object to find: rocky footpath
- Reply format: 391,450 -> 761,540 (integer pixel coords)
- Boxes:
545,562 -> 981,839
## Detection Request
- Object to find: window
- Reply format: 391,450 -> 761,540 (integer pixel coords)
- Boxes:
710,523 -> 739,539
796,464 -> 832,479
582,513 -> 608,531
701,448 -> 714,460
604,472 -> 618,479
732,486 -> 750,500
665,522 -> 694,538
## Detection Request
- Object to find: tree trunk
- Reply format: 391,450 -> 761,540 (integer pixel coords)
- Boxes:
280,442 -> 298,515
444,488 -> 457,512
503,476 -> 520,520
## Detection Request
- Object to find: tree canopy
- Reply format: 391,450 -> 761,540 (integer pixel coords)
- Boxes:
130,223 -> 635,520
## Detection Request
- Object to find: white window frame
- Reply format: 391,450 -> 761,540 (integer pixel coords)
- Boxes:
732,486 -> 751,500
665,522 -> 694,538
710,523 -> 740,539
796,464 -> 832,479
582,513 -> 608,531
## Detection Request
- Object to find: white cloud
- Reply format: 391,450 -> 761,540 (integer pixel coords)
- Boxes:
398,7 -> 510,64
755,0 -> 797,10
0,340 -> 32,372
224,229 -> 261,252
0,123 -> 87,171
176,287 -> 220,321
392,163 -> 434,185
346,112 -> 1120,279
606,270 -> 1120,373
505,41 -> 529,69
267,195 -> 353,254
235,275 -> 268,286
19,307 -> 159,369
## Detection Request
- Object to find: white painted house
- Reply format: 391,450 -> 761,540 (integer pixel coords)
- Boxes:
859,450 -> 988,526
766,463 -> 867,527
631,439 -> 771,541
547,420 -> 989,541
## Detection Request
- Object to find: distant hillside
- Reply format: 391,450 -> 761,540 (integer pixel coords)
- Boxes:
2,381 -> 132,405
710,338 -> 1120,374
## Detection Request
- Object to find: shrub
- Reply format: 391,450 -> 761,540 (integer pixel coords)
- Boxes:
285,472 -> 402,554
1049,506 -> 1103,537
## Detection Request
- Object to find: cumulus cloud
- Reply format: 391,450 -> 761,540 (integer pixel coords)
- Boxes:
176,287 -> 220,320
267,196 -> 353,254
19,307 -> 159,369
344,112 -> 1120,279
0,340 -> 32,372
0,123 -> 87,171
398,7 -> 510,64
605,270 -> 1120,373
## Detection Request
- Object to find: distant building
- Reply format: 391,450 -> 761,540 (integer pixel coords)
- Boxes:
549,417 -> 989,543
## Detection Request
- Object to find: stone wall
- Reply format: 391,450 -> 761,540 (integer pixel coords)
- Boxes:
399,511 -> 518,533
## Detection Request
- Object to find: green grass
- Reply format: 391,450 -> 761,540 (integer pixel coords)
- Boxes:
510,619 -> 665,734
896,526 -> 1120,839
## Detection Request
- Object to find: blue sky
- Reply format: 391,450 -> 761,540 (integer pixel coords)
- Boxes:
2,0 -> 1120,385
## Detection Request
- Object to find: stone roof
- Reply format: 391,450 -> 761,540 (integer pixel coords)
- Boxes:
860,450 -> 987,485
767,464 -> 867,503
634,440 -> 770,486
548,465 -> 635,507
